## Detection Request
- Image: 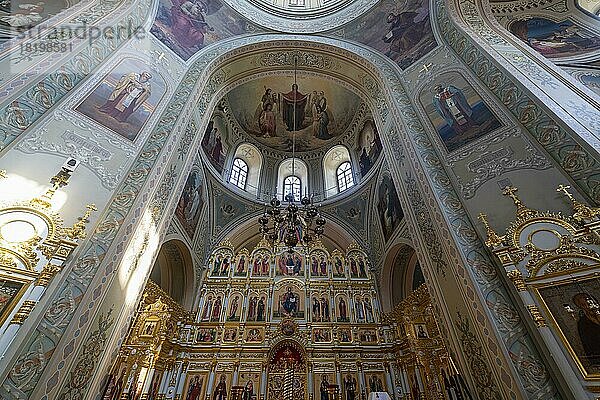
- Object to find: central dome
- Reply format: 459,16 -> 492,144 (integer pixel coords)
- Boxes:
249,0 -> 354,19
226,74 -> 365,153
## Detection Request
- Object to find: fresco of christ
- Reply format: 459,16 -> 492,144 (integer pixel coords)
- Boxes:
281,84 -> 307,131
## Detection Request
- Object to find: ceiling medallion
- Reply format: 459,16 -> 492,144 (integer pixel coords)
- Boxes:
258,56 -> 326,253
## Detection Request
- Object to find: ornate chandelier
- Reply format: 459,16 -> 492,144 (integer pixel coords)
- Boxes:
258,55 -> 326,252
258,195 -> 325,252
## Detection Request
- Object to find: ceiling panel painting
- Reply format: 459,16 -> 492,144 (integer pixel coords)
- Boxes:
226,75 -> 364,153
332,0 -> 437,70
151,0 -> 257,61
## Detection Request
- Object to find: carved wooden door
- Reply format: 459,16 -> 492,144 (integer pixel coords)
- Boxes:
267,364 -> 306,400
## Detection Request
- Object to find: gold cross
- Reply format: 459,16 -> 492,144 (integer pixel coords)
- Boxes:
419,63 -> 433,74
557,184 -> 575,202
502,185 -> 524,208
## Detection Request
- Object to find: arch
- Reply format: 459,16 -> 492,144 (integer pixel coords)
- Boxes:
268,339 -> 307,365
64,36 -> 578,400
229,143 -> 263,195
323,145 -> 353,198
378,242 -> 419,312
277,158 -> 308,201
149,239 -> 195,310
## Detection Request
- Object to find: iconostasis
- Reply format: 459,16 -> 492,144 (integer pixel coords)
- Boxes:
177,238 -> 397,400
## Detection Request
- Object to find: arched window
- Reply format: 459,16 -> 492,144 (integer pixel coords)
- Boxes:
323,145 -> 352,198
283,175 -> 302,202
277,158 -> 308,201
229,158 -> 249,190
230,144 -> 262,195
336,161 -> 354,192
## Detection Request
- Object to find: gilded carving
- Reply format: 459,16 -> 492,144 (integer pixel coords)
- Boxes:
11,301 -> 36,325
526,305 -> 546,328
506,270 -> 526,291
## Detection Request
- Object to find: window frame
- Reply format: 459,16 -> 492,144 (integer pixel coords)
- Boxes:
283,175 -> 302,202
229,158 -> 249,190
336,161 -> 354,193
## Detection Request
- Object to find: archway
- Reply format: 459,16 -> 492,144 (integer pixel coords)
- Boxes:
149,239 -> 195,310
379,242 -> 421,312
267,339 -> 307,400
37,36 -> 572,400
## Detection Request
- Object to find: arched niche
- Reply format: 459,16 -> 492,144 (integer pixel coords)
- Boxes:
229,143 -> 263,195
379,242 -> 421,312
277,158 -> 309,200
149,239 -> 195,310
323,145 -> 353,198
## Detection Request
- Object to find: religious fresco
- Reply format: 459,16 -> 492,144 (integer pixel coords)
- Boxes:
509,18 -> 600,59
150,0 -> 251,61
250,252 -> 271,277
201,117 -> 228,173
182,374 -> 207,400
195,327 -> 217,342
309,249 -> 329,278
418,71 -> 502,152
348,254 -> 369,279
238,371 -> 260,399
233,250 -> 249,277
414,323 -> 429,339
365,373 -> 386,394
342,373 -> 359,400
274,283 -> 305,319
226,292 -> 242,321
376,174 -> 404,242
246,292 -> 267,322
226,76 -> 363,152
275,250 -> 305,276
245,326 -> 265,343
311,293 -> 331,322
339,327 -> 352,343
334,0 -> 436,70
0,277 -> 26,325
315,372 -> 335,399
175,167 -> 204,239
332,252 -> 346,279
354,296 -> 375,323
223,327 -> 238,342
0,1 -> 82,43
536,277 -> 600,377
75,59 -> 167,142
357,119 -> 382,177
578,72 -> 600,96
358,329 -> 378,343
211,373 -> 231,400
200,292 -> 224,322
336,294 -> 350,322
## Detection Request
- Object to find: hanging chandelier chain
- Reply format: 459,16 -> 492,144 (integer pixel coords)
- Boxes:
258,54 -> 326,253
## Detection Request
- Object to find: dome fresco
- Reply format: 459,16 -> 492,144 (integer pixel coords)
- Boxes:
248,0 -> 354,18
226,75 -> 364,153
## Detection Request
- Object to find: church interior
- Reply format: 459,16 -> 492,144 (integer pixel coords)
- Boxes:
0,0 -> 599,399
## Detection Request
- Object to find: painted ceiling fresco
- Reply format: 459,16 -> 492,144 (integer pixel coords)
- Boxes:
332,0 -> 437,70
0,0 -> 82,44
151,0 -> 257,60
509,17 -> 600,59
226,75 -> 364,152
